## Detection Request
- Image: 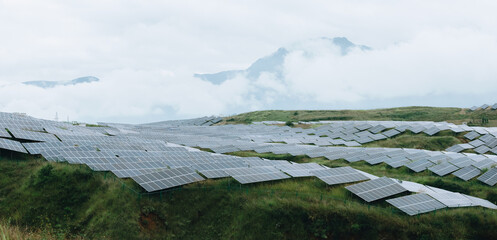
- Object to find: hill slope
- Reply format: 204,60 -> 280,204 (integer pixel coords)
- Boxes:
1,152 -> 497,239
223,106 -> 497,126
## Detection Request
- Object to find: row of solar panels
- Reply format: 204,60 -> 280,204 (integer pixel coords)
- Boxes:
0,112 -> 111,136
134,116 -> 223,127
132,120 -> 497,158
446,131 -> 497,155
165,135 -> 497,186
345,177 -> 497,215
0,134 -> 372,192
4,126 -> 492,188
3,114 -> 491,187
469,103 -> 497,111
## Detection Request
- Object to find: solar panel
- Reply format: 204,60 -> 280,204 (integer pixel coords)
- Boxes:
427,191 -> 472,208
366,156 -> 390,165
406,159 -> 434,173
410,125 -> 426,134
382,129 -> 401,138
477,168 -> 497,186
276,163 -> 324,177
22,141 -> 75,154
0,128 -> 11,138
109,161 -> 170,178
311,166 -> 369,185
479,134 -> 494,142
472,159 -> 495,170
131,167 -> 205,192
386,193 -> 447,216
198,169 -> 230,179
449,157 -> 476,168
8,128 -> 60,142
445,144 -> 465,153
225,167 -> 290,184
345,177 -> 407,202
0,138 -> 28,153
368,125 -> 386,134
355,137 -> 374,144
464,194 -> 497,209
370,134 -> 387,141
452,166 -> 481,181
355,123 -> 372,131
424,127 -> 441,136
474,145 -> 491,154
468,139 -> 485,147
428,162 -> 459,176
343,141 -> 361,147
385,156 -> 410,168
486,138 -> 497,148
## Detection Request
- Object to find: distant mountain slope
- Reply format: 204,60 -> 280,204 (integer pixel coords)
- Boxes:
194,37 -> 370,85
23,76 -> 99,88
221,106 -> 497,126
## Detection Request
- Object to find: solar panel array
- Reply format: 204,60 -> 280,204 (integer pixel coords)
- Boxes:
1,112 -> 497,215
447,131 -> 497,154
468,103 -> 497,111
2,113 -> 497,189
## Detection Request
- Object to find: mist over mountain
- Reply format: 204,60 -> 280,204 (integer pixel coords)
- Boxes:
194,37 -> 370,85
23,76 -> 99,88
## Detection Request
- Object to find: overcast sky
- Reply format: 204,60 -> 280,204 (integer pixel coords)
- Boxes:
0,1 -> 496,123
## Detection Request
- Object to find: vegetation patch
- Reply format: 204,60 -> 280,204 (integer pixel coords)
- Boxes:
221,107 -> 497,127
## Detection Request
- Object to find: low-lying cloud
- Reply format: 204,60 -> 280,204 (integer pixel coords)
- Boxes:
1,1 -> 497,123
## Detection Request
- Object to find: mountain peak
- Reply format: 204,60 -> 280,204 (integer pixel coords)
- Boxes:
195,37 -> 370,85
23,76 -> 99,88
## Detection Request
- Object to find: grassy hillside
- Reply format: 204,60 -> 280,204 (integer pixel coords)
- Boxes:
2,151 -> 497,239
222,106 -> 497,126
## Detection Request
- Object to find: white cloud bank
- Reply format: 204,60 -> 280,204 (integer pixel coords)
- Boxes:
0,1 -> 496,123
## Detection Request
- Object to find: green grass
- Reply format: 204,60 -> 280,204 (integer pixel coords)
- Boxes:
222,106 -> 497,126
362,130 -> 465,151
2,151 -> 497,239
0,219 -> 70,240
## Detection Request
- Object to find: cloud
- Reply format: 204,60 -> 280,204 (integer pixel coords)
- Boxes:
0,69 -> 255,123
280,29 -> 497,104
0,1 -> 496,122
